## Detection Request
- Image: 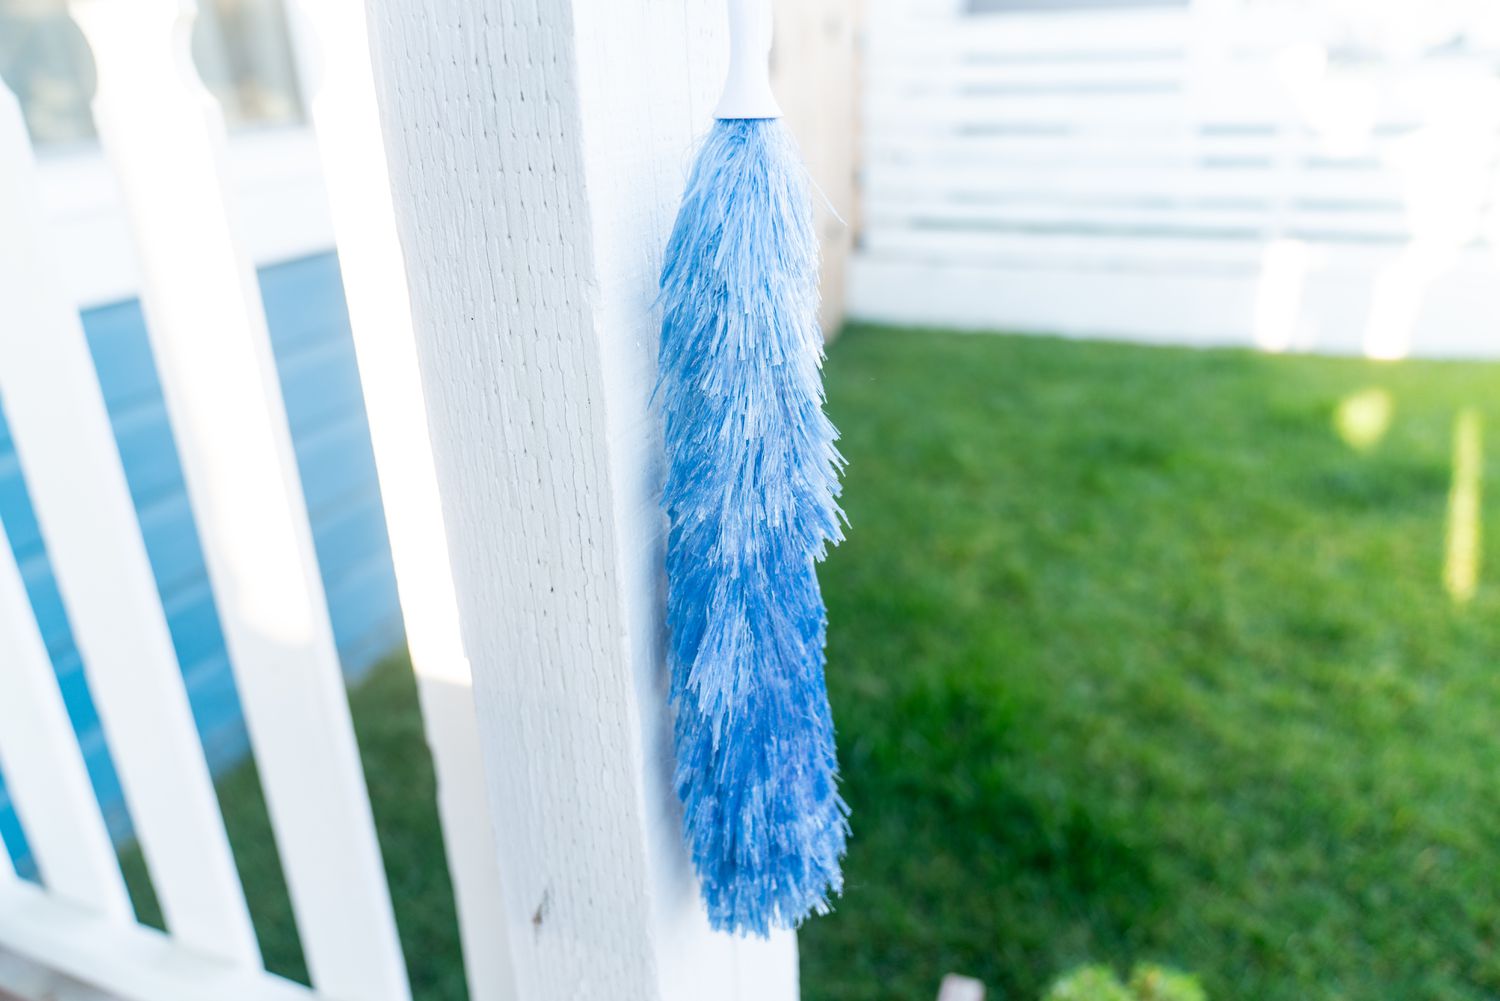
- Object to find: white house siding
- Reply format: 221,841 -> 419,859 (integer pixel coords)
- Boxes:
851,0 -> 1500,358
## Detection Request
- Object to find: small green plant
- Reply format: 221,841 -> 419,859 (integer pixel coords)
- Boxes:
1044,964 -> 1204,1001
1045,965 -> 1134,1001
1128,965 -> 1205,1001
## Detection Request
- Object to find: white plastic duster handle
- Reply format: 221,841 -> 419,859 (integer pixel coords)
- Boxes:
715,0 -> 783,119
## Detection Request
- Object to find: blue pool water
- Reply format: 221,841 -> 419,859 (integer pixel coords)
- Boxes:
0,252 -> 403,873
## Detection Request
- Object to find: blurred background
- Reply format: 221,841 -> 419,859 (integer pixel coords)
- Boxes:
4,0 -> 1500,999
852,0 -> 1500,360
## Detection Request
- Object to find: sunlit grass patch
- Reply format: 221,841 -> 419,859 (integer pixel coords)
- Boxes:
803,328 -> 1500,1001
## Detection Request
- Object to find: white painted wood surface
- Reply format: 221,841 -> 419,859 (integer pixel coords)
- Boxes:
0,510 -> 130,922
64,1 -> 408,997
0,75 -> 259,969
363,0 -> 799,997
0,881 -> 316,1001
284,1 -> 514,999
0,948 -> 118,1001
36,129 -> 334,311
851,1 -> 1500,358
773,0 -> 859,335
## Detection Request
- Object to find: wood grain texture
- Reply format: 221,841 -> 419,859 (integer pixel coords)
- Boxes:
283,1 -> 516,997
363,0 -> 799,997
773,0 -> 859,336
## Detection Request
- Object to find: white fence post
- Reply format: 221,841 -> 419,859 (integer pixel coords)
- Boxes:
362,1 -> 800,999
772,0 -> 859,334
279,3 -> 515,998
0,73 -> 259,969
63,2 -> 409,997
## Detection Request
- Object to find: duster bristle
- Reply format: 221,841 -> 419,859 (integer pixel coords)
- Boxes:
657,118 -> 849,936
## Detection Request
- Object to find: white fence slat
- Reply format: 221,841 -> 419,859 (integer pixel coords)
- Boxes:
36,129 -> 335,312
362,0 -> 799,997
0,69 -> 259,969
0,880 -> 316,1001
0,96 -> 129,923
63,2 -> 409,998
0,515 -> 131,922
283,2 -> 515,999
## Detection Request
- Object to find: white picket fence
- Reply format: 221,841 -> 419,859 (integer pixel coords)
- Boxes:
851,0 -> 1500,358
0,0 -> 502,996
0,1 -> 794,1000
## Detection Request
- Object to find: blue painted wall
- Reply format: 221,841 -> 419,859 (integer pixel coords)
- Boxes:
0,252 -> 404,873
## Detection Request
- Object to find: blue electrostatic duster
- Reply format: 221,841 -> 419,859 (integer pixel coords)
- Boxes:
657,0 -> 850,936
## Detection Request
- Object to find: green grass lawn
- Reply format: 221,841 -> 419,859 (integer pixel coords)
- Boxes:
127,326 -> 1500,1000
803,326 -> 1500,1001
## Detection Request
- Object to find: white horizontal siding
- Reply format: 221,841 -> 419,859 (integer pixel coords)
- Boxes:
852,1 -> 1500,358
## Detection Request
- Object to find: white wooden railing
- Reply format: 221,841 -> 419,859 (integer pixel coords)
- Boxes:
0,1 -> 801,1000
853,0 -> 1500,359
